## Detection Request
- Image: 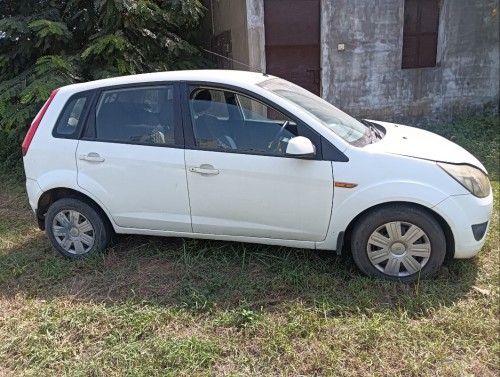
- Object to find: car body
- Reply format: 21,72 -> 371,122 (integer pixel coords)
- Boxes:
22,70 -> 493,281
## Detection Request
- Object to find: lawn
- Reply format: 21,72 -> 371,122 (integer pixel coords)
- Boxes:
0,114 -> 498,376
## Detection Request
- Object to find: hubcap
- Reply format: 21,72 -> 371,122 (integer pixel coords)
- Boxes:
52,210 -> 95,255
390,242 -> 406,256
367,221 -> 431,277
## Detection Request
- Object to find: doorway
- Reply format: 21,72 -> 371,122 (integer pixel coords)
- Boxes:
264,0 -> 321,95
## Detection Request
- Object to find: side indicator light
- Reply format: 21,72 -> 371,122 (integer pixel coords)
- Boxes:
335,182 -> 358,189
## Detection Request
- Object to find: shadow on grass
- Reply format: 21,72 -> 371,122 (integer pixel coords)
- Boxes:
0,231 -> 479,318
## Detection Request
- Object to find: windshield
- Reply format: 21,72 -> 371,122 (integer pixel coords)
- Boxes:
259,78 -> 370,146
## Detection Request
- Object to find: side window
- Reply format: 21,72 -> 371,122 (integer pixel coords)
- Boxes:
236,94 -> 286,122
53,93 -> 90,138
189,87 -> 297,156
95,85 -> 175,145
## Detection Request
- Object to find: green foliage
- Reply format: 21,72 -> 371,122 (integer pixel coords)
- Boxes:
0,0 -> 207,173
0,131 -> 25,180
28,19 -> 72,51
419,113 -> 500,180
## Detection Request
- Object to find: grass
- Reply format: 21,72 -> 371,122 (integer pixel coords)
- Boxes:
417,113 -> 500,180
0,114 -> 499,376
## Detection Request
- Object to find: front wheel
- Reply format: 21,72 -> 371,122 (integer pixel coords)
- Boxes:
350,205 -> 446,282
45,198 -> 111,259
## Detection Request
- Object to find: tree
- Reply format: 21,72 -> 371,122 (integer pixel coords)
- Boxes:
0,0 -> 206,176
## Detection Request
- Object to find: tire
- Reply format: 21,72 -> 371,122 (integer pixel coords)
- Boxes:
350,204 -> 446,282
45,198 -> 111,259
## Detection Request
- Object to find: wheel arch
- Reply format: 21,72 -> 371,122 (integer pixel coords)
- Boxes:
36,187 -> 114,232
342,201 -> 455,260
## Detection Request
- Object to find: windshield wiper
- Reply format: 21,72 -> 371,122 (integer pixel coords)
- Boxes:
360,119 -> 383,143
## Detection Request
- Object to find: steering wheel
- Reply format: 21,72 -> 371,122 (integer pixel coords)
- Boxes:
268,120 -> 290,153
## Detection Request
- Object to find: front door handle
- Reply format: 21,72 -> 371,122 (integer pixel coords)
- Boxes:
189,165 -> 219,175
79,153 -> 105,163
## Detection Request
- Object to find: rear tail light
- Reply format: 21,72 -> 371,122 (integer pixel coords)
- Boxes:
22,88 -> 60,157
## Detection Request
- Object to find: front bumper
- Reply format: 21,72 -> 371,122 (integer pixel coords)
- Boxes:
433,191 -> 493,259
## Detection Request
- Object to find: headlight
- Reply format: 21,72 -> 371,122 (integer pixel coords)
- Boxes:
438,162 -> 491,198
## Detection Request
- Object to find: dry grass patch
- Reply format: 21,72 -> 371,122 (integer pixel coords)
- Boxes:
0,178 -> 498,376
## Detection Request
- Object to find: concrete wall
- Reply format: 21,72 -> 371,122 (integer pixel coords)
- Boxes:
322,0 -> 500,122
246,0 -> 266,72
201,0 -> 250,70
208,0 -> 499,122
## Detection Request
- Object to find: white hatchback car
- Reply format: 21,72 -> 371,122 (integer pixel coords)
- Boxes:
22,70 -> 493,281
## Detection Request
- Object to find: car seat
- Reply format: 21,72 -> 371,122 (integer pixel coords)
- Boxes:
192,90 -> 237,149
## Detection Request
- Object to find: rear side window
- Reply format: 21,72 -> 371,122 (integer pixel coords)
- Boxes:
95,85 -> 175,145
53,92 -> 92,138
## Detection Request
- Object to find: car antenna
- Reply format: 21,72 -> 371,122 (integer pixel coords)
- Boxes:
202,48 -> 268,76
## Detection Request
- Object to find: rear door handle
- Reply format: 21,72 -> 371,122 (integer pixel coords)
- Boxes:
79,153 -> 105,163
189,166 -> 219,175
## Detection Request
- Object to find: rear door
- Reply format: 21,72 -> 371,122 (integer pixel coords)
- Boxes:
76,84 -> 192,232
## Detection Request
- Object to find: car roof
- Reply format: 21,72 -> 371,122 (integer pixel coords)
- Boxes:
59,70 -> 273,94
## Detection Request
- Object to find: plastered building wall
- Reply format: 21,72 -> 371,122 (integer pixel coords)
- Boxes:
321,0 -> 499,121
202,0 -> 250,70
208,0 -> 499,121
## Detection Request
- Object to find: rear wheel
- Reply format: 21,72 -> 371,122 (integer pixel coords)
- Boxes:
351,205 -> 446,282
45,198 -> 111,259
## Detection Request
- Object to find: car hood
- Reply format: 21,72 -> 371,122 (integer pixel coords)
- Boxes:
364,120 -> 487,173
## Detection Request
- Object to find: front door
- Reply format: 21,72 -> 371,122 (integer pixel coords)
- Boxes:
183,85 -> 333,242
264,0 -> 321,95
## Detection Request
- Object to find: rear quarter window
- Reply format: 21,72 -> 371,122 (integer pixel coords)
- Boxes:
52,91 -> 93,139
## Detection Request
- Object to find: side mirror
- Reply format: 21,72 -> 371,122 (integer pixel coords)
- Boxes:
286,136 -> 316,158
